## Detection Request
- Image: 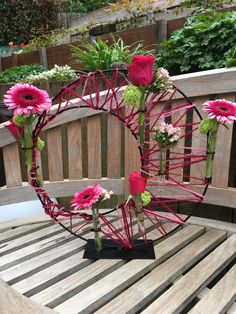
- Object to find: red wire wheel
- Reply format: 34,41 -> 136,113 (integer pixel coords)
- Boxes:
29,69 -> 208,248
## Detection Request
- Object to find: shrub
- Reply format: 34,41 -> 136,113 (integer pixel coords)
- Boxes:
23,65 -> 77,84
0,0 -> 60,46
156,11 -> 236,75
63,0 -> 116,13
0,64 -> 45,84
177,0 -> 235,14
71,37 -> 155,71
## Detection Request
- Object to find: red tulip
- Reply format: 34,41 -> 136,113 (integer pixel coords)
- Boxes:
4,119 -> 24,140
19,43 -> 25,48
128,55 -> 155,87
129,171 -> 147,196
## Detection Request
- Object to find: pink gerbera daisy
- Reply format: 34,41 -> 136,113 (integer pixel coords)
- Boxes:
70,185 -> 103,210
4,83 -> 52,116
203,99 -> 236,124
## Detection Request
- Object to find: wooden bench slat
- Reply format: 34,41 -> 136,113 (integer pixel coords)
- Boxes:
1,218 -> 116,283
0,222 -> 52,244
3,142 -> 22,187
189,264 -> 236,314
87,115 -> 102,179
0,238 -> 78,283
0,221 -> 66,255
30,223 -> 159,305
0,278 -> 56,314
0,230 -> 73,271
54,225 -> 204,314
30,227 -> 159,307
12,250 -> 91,295
68,121 -> 83,180
212,93 -> 235,188
47,127 -> 63,182
107,115 -> 121,178
227,302 -> 236,314
142,234 -> 236,314
0,178 -> 125,206
96,229 -> 226,314
124,122 -> 140,197
190,97 -> 208,184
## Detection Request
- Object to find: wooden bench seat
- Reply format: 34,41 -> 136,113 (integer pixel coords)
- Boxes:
0,216 -> 235,314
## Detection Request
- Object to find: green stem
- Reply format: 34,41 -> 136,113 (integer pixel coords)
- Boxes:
92,205 -> 102,252
134,195 -> 145,235
139,90 -> 145,147
159,146 -> 166,177
24,123 -> 33,173
205,130 -> 218,180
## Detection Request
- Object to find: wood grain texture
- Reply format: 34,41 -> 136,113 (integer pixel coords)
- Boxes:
68,121 -> 82,180
142,234 -> 236,314
47,127 -> 63,182
0,277 -> 56,314
54,225 -> 204,314
189,264 -> 236,314
3,142 -> 22,187
107,115 -> 121,178
96,229 -> 226,314
124,122 -> 140,197
212,93 -> 235,188
190,97 -> 208,184
87,115 -> 102,179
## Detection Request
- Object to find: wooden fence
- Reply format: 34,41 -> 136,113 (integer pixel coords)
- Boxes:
0,67 -> 235,221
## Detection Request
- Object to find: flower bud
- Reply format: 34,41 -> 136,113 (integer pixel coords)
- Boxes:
13,115 -> 28,126
123,85 -> 143,108
199,118 -> 219,134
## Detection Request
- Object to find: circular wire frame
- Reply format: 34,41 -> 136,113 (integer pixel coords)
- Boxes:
29,69 -> 208,249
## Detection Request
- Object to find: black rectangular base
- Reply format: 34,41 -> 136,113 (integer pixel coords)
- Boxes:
83,239 -> 156,259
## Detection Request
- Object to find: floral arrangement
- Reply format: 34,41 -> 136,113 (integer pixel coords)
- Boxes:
23,65 -> 77,84
199,99 -> 236,180
71,185 -> 113,251
4,56 -> 230,256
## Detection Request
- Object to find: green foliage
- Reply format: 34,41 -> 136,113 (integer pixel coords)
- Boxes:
63,0 -> 116,13
22,29 -> 67,52
178,0 -> 235,14
0,64 -> 45,84
225,45 -> 236,67
0,0 -> 60,46
156,11 -> 236,75
71,37 -> 154,71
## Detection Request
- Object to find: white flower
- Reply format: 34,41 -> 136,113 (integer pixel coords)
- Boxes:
101,189 -> 113,200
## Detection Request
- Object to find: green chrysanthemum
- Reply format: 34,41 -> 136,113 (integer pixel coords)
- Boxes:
123,85 -> 143,108
13,114 -> 28,126
199,118 -> 219,134
141,191 -> 151,206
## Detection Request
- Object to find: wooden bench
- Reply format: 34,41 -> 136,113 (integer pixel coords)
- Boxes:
0,67 -> 236,313
0,217 -> 235,313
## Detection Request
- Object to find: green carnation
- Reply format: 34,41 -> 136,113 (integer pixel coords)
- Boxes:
36,137 -> 44,151
199,118 -> 219,134
123,85 -> 143,108
13,115 -> 28,126
141,191 -> 151,206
